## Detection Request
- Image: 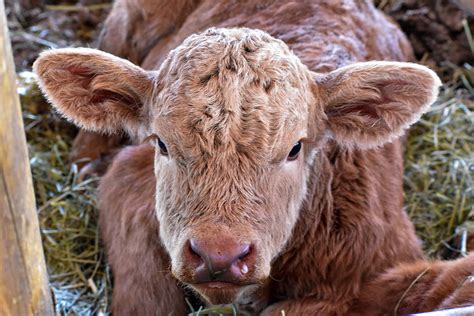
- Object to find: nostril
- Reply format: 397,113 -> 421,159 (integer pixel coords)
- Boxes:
238,243 -> 251,260
189,239 -> 198,255
188,239 -> 204,262
230,244 -> 255,277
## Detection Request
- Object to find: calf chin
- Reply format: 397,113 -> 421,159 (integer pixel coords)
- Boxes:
192,282 -> 269,311
192,285 -> 247,305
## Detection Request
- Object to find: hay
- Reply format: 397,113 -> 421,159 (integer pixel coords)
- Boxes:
8,1 -> 112,312
18,71 -> 111,315
8,0 -> 474,314
404,67 -> 474,257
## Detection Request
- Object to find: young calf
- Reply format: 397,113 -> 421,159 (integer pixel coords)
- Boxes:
34,0 -> 473,314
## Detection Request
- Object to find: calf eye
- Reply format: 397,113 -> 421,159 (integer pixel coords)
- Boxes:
145,134 -> 169,156
157,139 -> 168,155
287,141 -> 302,161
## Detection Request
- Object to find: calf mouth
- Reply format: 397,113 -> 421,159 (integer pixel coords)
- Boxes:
193,281 -> 243,290
179,269 -> 262,304
192,280 -> 258,290
192,281 -> 242,290
189,281 -> 261,305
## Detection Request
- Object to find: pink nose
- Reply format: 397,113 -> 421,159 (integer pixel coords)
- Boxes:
185,238 -> 255,283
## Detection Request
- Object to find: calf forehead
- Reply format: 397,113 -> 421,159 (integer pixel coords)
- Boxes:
152,28 -> 313,160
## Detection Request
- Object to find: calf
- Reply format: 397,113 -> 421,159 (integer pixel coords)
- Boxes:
34,0 -> 473,314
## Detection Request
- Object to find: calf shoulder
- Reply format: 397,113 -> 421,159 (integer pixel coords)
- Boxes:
98,144 -> 188,315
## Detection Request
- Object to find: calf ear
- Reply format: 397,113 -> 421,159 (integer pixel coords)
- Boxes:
315,61 -> 441,148
33,48 -> 155,137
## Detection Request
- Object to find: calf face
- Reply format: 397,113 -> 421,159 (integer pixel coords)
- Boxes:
34,28 -> 440,304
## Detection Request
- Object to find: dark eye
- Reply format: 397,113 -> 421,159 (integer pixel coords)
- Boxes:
287,142 -> 302,161
157,138 -> 168,155
145,134 -> 169,156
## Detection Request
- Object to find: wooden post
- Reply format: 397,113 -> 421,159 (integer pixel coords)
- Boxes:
0,0 -> 54,315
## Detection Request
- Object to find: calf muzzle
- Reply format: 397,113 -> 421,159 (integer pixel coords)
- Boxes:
183,237 -> 256,285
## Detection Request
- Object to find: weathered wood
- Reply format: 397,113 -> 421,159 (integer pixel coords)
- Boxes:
0,0 -> 54,315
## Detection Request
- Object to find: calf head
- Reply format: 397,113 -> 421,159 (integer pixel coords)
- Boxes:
34,28 -> 440,304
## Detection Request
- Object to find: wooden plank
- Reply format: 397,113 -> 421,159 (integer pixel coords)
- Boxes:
0,0 -> 54,314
